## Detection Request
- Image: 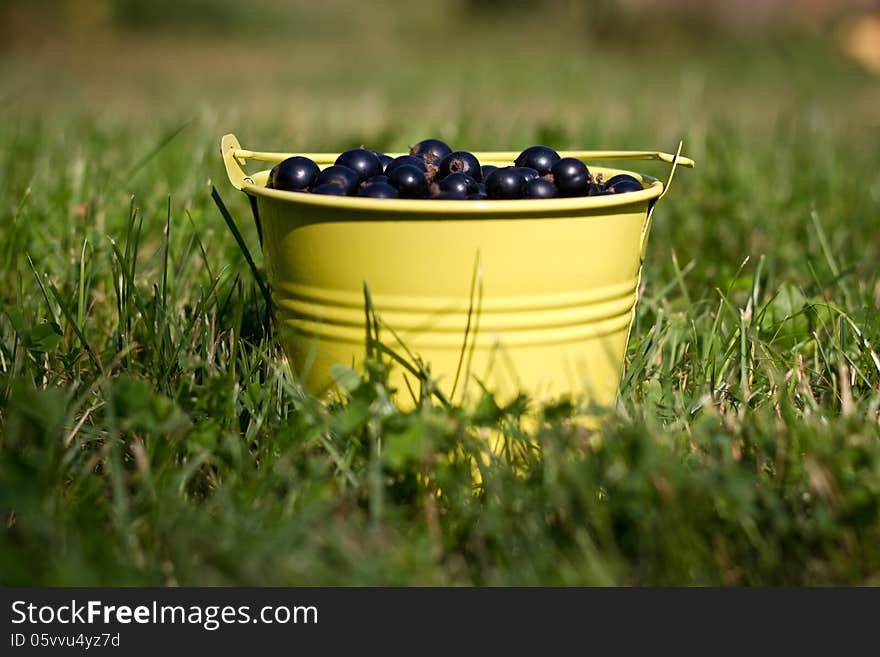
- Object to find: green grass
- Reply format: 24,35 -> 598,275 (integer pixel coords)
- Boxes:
1,11 -> 880,585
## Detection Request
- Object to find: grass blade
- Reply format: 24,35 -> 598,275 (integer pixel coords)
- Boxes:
211,186 -> 271,313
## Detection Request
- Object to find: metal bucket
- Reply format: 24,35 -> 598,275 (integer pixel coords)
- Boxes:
221,134 -> 693,407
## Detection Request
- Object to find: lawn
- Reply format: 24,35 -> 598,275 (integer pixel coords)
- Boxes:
1,2 -> 879,585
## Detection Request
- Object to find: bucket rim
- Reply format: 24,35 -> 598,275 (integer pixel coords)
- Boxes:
240,169 -> 664,216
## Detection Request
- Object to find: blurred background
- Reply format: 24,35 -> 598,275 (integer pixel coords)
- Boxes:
2,0 -> 878,150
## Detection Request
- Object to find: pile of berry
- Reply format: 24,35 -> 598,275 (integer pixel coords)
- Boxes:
266,139 -> 643,200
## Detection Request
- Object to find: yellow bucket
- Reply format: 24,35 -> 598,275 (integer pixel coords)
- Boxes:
221,134 -> 693,408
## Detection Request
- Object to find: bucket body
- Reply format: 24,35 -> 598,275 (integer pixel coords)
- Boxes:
221,136 -> 692,407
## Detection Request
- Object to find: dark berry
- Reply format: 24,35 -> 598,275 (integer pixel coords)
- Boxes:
481,165 -> 498,180
604,174 -> 643,194
410,139 -> 452,165
385,155 -> 427,177
388,164 -> 429,198
474,182 -> 487,195
372,151 -> 394,173
358,182 -> 400,198
514,145 -> 561,176
312,183 -> 347,196
433,191 -> 467,200
438,173 -> 477,195
467,191 -> 488,200
522,178 -> 558,199
267,156 -> 319,191
437,151 -> 482,181
314,165 -> 360,195
485,167 -> 526,199
361,174 -> 389,187
515,167 -> 540,182
335,148 -> 383,181
550,158 -> 591,197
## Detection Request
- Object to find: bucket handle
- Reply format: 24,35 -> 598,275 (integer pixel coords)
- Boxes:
221,134 -> 251,190
222,133 -> 695,173
220,133 -> 695,261
221,133 -> 691,256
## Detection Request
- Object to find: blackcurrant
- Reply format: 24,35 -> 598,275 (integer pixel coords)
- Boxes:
604,174 -> 643,194
437,151 -> 482,182
515,167 -> 540,182
481,165 -> 498,180
335,148 -> 383,181
389,164 -> 429,198
385,155 -> 427,177
361,174 -> 389,187
522,178 -> 558,199
485,167 -> 526,199
410,139 -> 453,165
358,182 -> 400,198
550,157 -> 591,197
514,146 -> 560,176
314,165 -> 360,195
438,173 -> 477,195
312,183 -> 348,196
372,151 -> 394,173
433,191 -> 467,200
267,156 -> 319,191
